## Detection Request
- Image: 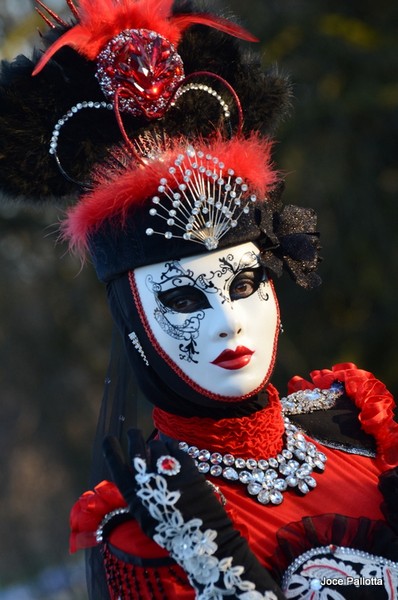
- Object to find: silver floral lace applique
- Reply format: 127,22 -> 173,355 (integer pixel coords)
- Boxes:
133,456 -> 278,600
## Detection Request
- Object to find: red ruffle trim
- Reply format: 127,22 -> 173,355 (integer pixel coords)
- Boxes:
288,362 -> 398,470
70,480 -> 171,558
153,383 -> 285,458
70,480 -> 127,553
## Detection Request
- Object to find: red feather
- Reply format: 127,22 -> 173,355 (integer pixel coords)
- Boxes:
33,0 -> 257,75
33,0 -> 179,74
63,135 -> 277,255
171,14 -> 258,43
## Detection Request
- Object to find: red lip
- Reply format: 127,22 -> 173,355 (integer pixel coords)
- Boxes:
211,346 -> 254,370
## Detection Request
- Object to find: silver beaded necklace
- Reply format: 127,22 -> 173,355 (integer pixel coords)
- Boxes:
178,385 -> 344,506
178,417 -> 327,505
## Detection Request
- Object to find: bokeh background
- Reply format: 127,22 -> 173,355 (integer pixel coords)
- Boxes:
1,0 -> 397,597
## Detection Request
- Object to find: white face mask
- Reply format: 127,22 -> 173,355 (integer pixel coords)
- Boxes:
132,242 -> 280,401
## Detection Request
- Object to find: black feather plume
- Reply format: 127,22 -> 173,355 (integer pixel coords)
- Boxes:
0,1 -> 291,204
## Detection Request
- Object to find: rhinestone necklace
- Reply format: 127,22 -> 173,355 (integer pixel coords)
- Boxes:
178,417 -> 327,506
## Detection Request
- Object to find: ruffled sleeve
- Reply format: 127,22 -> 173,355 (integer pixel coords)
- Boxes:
288,363 -> 398,471
70,479 -> 171,561
70,480 -> 194,599
70,480 -> 127,552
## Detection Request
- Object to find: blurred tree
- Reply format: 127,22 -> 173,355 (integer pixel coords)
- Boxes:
0,0 -> 397,594
0,205 -> 110,588
229,0 -> 398,394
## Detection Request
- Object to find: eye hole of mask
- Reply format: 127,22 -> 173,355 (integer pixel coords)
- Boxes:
157,268 -> 266,313
229,268 -> 266,301
157,285 -> 211,313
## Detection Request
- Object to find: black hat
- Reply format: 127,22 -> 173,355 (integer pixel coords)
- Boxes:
0,0 -> 320,287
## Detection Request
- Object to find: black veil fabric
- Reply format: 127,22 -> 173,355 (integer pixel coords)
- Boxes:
85,324 -> 154,600
88,324 -> 154,490
86,545 -> 109,600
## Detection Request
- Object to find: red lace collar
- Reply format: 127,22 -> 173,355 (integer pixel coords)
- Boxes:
152,383 -> 285,458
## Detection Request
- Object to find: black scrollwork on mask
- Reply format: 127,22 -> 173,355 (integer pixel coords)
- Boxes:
146,261 -> 218,363
145,250 -> 269,363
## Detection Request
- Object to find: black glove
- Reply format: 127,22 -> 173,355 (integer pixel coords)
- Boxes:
103,429 -> 285,599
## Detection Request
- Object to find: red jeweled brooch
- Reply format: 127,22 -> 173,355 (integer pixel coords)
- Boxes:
156,455 -> 181,476
96,28 -> 185,118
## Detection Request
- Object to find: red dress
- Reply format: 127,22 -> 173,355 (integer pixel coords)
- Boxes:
70,364 -> 398,599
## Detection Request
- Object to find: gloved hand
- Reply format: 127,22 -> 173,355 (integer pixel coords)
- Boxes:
103,429 -> 285,599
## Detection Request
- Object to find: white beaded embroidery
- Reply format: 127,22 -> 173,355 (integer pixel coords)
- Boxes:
145,145 -> 258,251
133,456 -> 278,600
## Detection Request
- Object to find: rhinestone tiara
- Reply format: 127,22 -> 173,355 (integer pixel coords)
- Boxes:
145,145 -> 258,251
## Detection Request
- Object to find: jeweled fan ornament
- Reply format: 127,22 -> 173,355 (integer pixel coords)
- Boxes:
146,145 -> 259,250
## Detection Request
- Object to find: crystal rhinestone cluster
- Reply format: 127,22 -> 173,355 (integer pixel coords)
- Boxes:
145,146 -> 258,251
96,29 -> 185,118
281,381 -> 344,415
178,417 -> 327,505
128,331 -> 149,366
